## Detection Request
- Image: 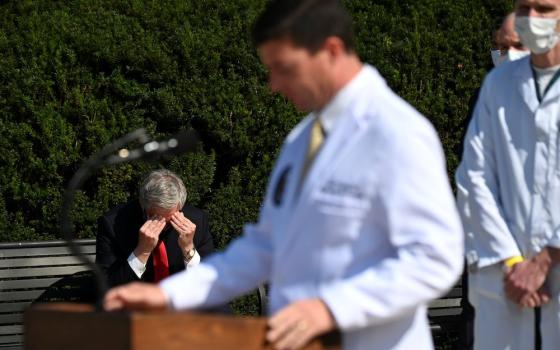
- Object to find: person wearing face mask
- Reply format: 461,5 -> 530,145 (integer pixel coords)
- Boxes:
456,13 -> 530,350
460,12 -> 530,155
95,169 -> 214,286
491,12 -> 530,67
456,1 -> 560,349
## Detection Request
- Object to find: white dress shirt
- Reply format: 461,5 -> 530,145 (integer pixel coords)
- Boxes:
161,65 -> 463,350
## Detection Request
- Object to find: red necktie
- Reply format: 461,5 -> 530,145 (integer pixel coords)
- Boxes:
153,240 -> 169,282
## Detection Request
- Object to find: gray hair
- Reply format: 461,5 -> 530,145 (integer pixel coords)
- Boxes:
139,169 -> 187,211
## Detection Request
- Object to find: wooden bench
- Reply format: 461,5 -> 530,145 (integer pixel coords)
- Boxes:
428,278 -> 463,332
428,275 -> 469,350
0,239 -> 96,349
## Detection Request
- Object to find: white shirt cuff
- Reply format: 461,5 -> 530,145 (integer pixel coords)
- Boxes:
127,252 -> 147,278
184,250 -> 201,269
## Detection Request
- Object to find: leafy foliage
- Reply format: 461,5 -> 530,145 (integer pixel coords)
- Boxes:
0,0 -> 513,243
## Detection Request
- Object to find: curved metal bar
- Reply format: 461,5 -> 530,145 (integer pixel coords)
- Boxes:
60,128 -> 149,310
257,284 -> 268,316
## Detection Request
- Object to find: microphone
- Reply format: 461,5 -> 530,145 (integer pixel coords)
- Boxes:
106,130 -> 199,165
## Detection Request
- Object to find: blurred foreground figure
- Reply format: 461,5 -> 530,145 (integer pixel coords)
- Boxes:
457,1 -> 560,349
105,1 -> 463,349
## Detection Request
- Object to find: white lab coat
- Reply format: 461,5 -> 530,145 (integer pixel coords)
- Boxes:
456,56 -> 560,350
161,65 -> 463,350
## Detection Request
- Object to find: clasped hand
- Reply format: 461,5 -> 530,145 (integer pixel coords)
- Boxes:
503,259 -> 550,308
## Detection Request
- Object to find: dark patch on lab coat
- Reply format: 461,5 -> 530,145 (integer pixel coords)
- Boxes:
273,166 -> 291,206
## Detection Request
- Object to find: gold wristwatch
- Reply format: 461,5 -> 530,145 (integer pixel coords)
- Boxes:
185,247 -> 196,262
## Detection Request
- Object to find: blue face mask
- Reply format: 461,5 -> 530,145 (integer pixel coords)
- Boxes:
491,48 -> 530,67
505,49 -> 530,62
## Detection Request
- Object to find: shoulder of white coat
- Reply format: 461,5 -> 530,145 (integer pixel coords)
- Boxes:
481,55 -> 528,94
352,79 -> 448,196
355,68 -> 440,150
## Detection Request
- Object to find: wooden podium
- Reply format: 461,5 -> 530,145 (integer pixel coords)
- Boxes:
24,303 -> 341,350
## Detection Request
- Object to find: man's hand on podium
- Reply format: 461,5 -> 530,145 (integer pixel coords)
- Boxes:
266,298 -> 335,350
104,285 -> 337,350
104,282 -> 169,311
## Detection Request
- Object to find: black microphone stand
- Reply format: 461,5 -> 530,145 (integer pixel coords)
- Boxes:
60,128 -> 151,310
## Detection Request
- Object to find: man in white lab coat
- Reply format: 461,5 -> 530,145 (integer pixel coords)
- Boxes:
456,1 -> 560,349
104,1 -> 463,349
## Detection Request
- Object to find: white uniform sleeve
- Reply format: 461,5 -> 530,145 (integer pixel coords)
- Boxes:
455,79 -> 522,269
160,214 -> 273,310
320,122 -> 464,330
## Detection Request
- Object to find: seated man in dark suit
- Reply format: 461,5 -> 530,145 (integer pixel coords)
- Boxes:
96,169 -> 214,287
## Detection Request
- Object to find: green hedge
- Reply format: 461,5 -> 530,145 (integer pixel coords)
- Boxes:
0,0 -> 512,245
0,0 -> 513,331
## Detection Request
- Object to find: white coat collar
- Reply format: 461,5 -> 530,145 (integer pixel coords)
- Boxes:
314,64 -> 375,133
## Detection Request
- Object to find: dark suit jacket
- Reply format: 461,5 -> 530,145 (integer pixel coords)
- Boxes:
96,200 -> 214,287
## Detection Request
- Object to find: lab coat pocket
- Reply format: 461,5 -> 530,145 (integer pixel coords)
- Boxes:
314,191 -> 370,219
312,191 -> 370,242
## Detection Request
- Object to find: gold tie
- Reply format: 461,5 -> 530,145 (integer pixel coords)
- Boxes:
300,117 -> 325,185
